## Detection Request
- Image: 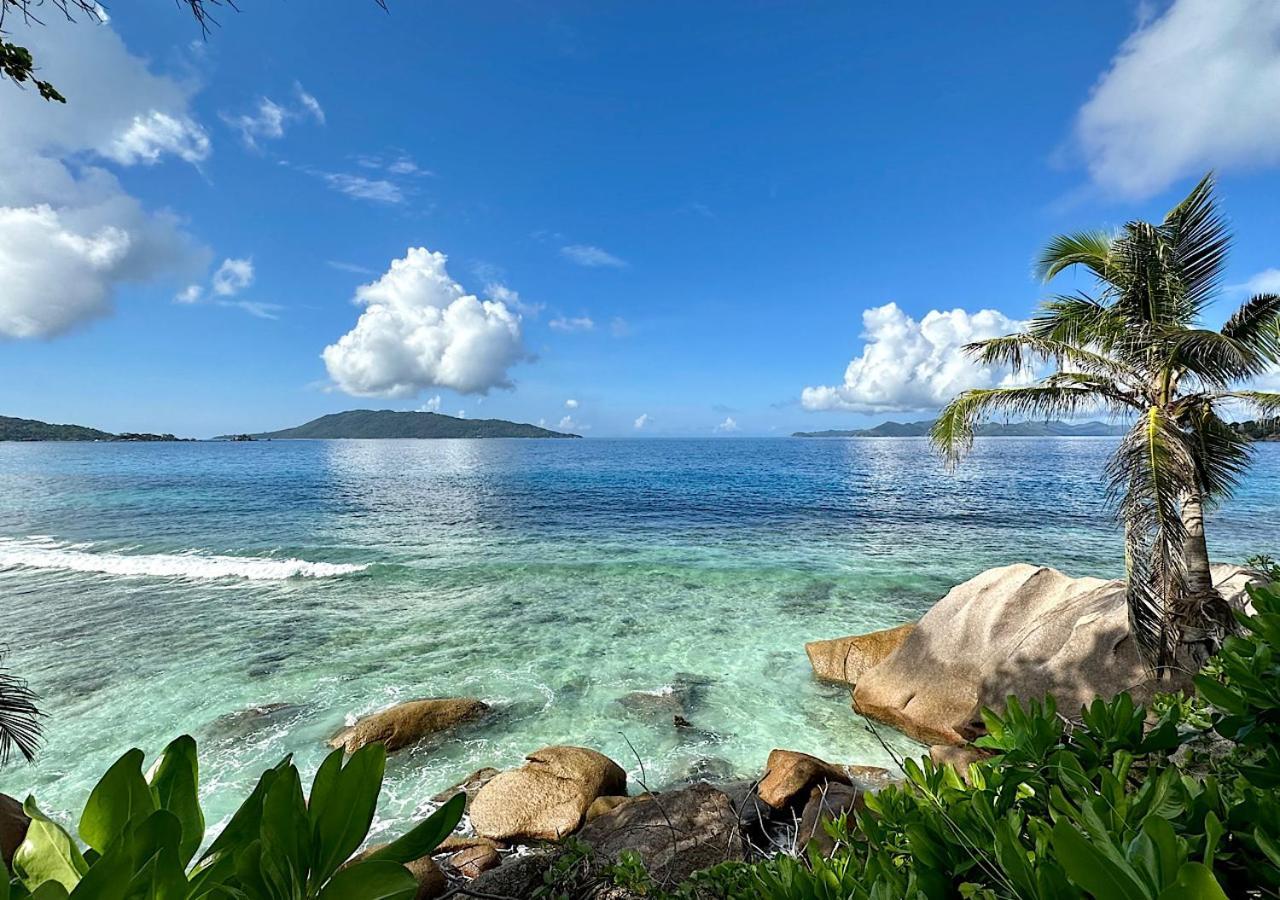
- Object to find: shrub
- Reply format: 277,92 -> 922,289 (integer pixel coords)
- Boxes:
3,739 -> 464,899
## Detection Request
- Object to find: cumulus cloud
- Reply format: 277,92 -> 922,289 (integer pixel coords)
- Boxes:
560,244 -> 627,268
323,247 -> 527,397
174,283 -> 203,304
421,395 -> 442,412
1229,269 -> 1280,295
212,258 -> 254,296
0,16 -> 209,339
634,413 -> 649,430
565,398 -> 579,409
550,315 -> 595,332
801,303 -> 1030,414
715,416 -> 739,433
1077,0 -> 1280,197
557,415 -> 589,432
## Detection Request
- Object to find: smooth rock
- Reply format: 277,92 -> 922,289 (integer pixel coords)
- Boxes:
449,843 -> 501,879
330,698 -> 488,754
576,782 -> 746,886
430,767 -> 499,813
757,749 -> 850,809
1,793 -> 30,867
587,795 -> 636,822
852,564 -> 1263,746
436,834 -> 501,853
805,622 -> 916,686
797,782 -> 864,855
469,746 -> 628,841
467,851 -> 555,897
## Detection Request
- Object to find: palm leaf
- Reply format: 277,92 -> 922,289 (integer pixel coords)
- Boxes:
1220,293 -> 1280,361
1035,231 -> 1115,283
1165,328 -> 1273,386
1161,172 -> 1230,318
967,334 -> 1141,386
0,647 -> 42,765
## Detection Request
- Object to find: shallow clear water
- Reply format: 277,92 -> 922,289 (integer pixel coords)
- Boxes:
0,437 -> 1276,837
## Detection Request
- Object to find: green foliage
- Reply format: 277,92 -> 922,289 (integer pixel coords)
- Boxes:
1243,552 -> 1280,581
620,585 -> 1280,899
5,739 -> 465,899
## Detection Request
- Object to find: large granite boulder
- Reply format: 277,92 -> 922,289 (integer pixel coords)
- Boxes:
1,793 -> 30,867
576,782 -> 746,886
469,746 -> 628,841
756,749 -> 891,809
329,698 -> 488,754
805,622 -> 915,686
851,563 -> 1262,746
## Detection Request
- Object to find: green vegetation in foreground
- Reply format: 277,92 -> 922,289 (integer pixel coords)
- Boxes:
2,740 -> 465,899
544,583 -> 1280,900
0,416 -> 187,443
220,408 -> 582,440
793,420 -> 1129,438
931,173 -> 1280,673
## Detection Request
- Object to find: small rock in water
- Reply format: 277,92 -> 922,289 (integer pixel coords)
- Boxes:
676,756 -> 736,785
673,714 -> 693,728
207,703 -> 304,741
330,697 -> 489,754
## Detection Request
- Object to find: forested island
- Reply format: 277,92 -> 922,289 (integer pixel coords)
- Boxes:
0,416 -> 187,442
216,409 -> 580,440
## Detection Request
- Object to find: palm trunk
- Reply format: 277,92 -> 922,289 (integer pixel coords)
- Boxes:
1178,486 -> 1232,668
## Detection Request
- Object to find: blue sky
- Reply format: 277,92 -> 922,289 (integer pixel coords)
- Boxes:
2,1 -> 1278,437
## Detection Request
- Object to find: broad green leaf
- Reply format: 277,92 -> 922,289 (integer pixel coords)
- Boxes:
315,861 -> 415,900
1157,863 -> 1228,900
1192,676 -> 1245,715
146,735 -> 205,867
27,886 -> 70,900
78,749 -> 156,854
1,854 -> 9,900
13,798 -> 89,891
308,744 -> 385,889
258,767 -> 310,900
365,792 -> 464,866
1256,825 -> 1280,868
196,755 -> 291,867
1051,818 -> 1148,900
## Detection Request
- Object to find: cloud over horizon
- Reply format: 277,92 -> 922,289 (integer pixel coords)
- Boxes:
801,302 -> 1029,414
323,248 -> 527,397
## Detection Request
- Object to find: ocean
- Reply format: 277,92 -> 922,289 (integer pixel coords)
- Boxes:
1,437 -> 1276,838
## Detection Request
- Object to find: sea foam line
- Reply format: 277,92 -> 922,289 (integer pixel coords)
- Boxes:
0,537 -> 368,581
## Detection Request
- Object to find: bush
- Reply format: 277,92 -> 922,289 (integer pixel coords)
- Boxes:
617,584 -> 1280,899
3,740 -> 464,899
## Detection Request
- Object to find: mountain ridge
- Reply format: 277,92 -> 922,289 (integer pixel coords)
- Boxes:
792,419 -> 1131,438
217,409 -> 580,440
0,415 -> 186,442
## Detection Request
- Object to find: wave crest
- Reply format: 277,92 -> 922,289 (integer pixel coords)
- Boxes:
0,537 -> 368,581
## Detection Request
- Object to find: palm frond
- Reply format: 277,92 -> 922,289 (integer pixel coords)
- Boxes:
931,384 -> 1114,467
967,334 -> 1141,387
1026,294 -> 1124,349
1165,328 -> 1273,387
1161,172 -> 1230,317
1212,390 -> 1280,417
1035,230 -> 1115,283
0,647 -> 42,765
1113,220 -> 1182,327
1177,398 -> 1253,501
1107,409 -> 1197,670
1220,293 -> 1280,361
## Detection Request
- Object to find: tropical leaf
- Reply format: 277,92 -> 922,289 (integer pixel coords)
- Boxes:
0,648 -> 41,765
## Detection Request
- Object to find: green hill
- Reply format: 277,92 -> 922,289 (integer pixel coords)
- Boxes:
222,409 -> 581,440
0,416 -> 184,442
793,419 -> 1130,438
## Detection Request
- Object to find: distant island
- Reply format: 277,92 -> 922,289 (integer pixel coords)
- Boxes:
0,415 -> 188,442
216,409 -> 581,440
1230,418 -> 1280,442
793,419 -> 1132,438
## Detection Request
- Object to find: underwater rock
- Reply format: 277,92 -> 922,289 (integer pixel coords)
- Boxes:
330,697 -> 489,754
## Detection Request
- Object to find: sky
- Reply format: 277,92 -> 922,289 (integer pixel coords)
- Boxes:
1,0 -> 1279,438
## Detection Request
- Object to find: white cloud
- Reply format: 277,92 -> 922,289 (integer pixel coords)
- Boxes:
174,283 -> 203,304
801,302 -> 1029,414
486,283 -> 542,317
323,247 -> 527,397
565,398 -> 579,409
1229,268 -> 1280,295
421,395 -> 442,412
0,17 -> 209,339
221,300 -> 281,320
557,415 -> 589,432
327,260 -> 377,275
549,315 -> 595,332
295,83 -> 325,124
634,413 -> 649,430
321,173 -> 403,204
222,98 -> 287,148
105,111 -> 210,166
560,244 -> 627,268
715,416 -> 740,433
1077,0 -> 1280,197
212,257 -> 254,296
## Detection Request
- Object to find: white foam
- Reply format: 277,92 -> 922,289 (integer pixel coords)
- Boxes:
0,537 -> 367,581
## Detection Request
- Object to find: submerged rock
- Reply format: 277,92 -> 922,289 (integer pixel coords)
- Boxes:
207,703 -> 304,741
804,622 -> 915,686
851,563 -> 1264,746
1,793 -> 30,867
576,782 -> 746,885
329,697 -> 488,754
469,746 -> 628,841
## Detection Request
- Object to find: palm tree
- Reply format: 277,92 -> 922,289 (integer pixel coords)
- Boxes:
0,647 -> 41,765
931,174 -> 1280,673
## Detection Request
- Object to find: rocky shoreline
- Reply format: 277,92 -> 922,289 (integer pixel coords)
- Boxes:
2,561 -> 1267,898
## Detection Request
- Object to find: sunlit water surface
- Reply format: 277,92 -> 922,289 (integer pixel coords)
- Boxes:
1,438 -> 1276,838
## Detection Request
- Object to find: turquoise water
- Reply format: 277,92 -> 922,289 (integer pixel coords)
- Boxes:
1,437 -> 1276,838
